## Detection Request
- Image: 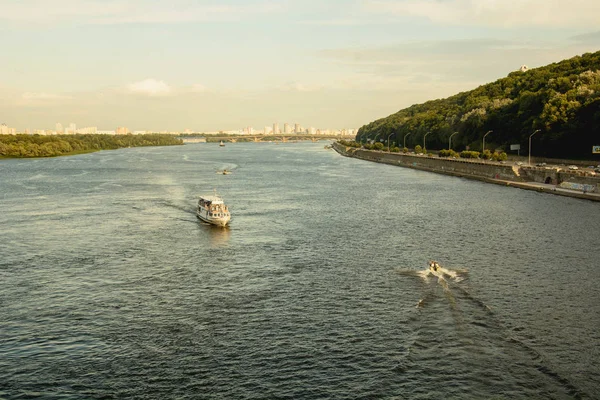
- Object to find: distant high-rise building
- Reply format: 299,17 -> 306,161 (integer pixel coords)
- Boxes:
294,123 -> 300,133
0,124 -> 17,135
273,123 -> 279,134
78,126 -> 97,134
116,127 -> 129,135
283,123 -> 290,134
56,123 -> 63,134
264,126 -> 272,135
68,123 -> 76,135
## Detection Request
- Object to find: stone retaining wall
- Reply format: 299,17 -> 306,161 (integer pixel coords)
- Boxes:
333,142 -> 600,193
333,142 -> 522,182
519,166 -> 600,191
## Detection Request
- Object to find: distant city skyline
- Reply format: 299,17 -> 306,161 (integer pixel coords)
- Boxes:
1,0 -> 599,131
0,120 -> 356,136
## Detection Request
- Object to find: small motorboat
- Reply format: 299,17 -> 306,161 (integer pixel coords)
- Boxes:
429,261 -> 441,272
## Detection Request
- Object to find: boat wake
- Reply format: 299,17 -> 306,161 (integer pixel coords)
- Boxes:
398,260 -> 588,398
399,261 -> 468,294
153,199 -> 197,217
215,164 -> 238,175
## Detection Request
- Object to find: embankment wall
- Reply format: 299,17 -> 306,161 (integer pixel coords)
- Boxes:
333,142 -> 522,182
333,142 -> 600,196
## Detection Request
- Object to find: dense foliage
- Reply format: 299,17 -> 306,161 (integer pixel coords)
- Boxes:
338,139 -> 362,148
0,134 -> 183,158
356,51 -> 600,159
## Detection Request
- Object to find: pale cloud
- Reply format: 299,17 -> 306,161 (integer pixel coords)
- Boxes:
189,84 -> 208,93
21,92 -> 71,100
0,0 -> 126,23
277,82 -> 323,92
364,0 -> 600,28
569,31 -> 600,43
14,92 -> 73,107
96,3 -> 283,24
0,0 -> 284,24
298,18 -> 372,26
318,39 -> 598,92
126,79 -> 172,96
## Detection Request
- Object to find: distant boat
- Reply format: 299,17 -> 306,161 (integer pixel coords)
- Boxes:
219,141 -> 225,147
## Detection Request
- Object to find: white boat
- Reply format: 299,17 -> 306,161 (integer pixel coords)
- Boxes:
197,191 -> 231,227
219,141 -> 225,147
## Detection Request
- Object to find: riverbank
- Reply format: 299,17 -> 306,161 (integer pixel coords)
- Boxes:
332,142 -> 600,202
0,134 -> 183,158
0,148 -> 100,159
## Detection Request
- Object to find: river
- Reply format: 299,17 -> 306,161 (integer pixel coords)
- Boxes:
1,142 -> 599,399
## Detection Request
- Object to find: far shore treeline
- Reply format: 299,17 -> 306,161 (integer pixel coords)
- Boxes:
357,51 -> 600,159
0,134 -> 183,158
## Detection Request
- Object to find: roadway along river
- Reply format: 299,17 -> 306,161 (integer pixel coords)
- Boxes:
1,142 -> 599,399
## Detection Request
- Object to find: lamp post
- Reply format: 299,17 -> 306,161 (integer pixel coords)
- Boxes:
482,130 -> 492,153
403,132 -> 412,149
373,132 -> 381,144
423,132 -> 430,151
529,129 -> 541,165
449,131 -> 458,150
387,132 -> 394,151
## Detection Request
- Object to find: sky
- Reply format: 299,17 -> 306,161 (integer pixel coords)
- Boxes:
1,0 -> 599,132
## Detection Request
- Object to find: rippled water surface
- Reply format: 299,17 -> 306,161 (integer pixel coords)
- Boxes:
1,142 -> 599,399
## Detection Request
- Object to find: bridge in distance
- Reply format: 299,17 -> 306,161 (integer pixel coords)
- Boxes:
180,134 -> 354,143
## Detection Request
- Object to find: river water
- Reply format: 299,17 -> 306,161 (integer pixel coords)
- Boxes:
1,142 -> 599,399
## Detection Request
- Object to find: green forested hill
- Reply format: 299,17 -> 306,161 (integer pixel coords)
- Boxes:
356,51 -> 600,159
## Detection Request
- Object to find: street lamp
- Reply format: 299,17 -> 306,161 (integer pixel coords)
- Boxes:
373,132 -> 381,144
423,132 -> 430,151
449,131 -> 458,150
387,132 -> 394,152
529,129 -> 541,165
403,132 -> 412,149
482,130 -> 492,153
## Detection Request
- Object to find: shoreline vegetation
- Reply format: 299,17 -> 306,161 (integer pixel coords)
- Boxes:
0,134 -> 183,158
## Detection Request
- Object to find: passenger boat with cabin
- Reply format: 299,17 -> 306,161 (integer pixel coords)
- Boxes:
197,191 -> 231,227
